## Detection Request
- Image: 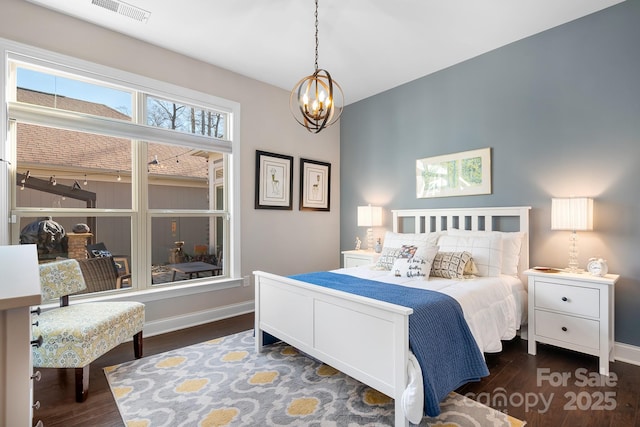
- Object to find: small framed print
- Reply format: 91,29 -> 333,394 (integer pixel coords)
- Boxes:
255,150 -> 293,210
299,158 -> 331,211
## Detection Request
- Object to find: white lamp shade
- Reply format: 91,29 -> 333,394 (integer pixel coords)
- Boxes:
551,198 -> 593,231
357,205 -> 383,227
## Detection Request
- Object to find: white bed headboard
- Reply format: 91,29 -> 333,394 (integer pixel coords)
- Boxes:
391,206 -> 531,277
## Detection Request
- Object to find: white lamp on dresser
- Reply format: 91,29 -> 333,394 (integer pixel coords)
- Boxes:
551,197 -> 593,273
357,204 -> 382,251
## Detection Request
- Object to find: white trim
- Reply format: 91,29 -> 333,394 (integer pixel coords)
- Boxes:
143,300 -> 254,337
8,102 -> 232,154
614,341 -> 640,368
1,35 -> 242,281
5,43 -> 238,116
36,278 -> 242,311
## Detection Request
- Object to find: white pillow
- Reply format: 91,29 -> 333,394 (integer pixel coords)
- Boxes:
437,234 -> 503,277
381,231 -> 442,250
448,229 -> 524,276
391,246 -> 439,280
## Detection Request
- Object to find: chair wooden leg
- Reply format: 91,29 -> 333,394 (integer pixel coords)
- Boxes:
133,331 -> 143,359
75,365 -> 90,402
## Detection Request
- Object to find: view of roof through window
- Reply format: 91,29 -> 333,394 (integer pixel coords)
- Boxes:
16,67 -> 227,138
17,67 -> 132,117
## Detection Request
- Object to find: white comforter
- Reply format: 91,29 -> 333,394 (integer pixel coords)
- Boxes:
333,266 -> 525,353
331,266 -> 526,423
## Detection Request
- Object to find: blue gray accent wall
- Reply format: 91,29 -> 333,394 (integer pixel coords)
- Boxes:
340,0 -> 640,347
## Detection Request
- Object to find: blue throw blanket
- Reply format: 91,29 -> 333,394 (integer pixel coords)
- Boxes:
289,271 -> 489,417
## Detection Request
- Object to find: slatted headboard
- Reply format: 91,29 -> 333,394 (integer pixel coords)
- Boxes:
391,206 -> 531,278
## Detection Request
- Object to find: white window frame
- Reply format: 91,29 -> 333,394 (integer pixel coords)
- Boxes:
0,37 -> 242,297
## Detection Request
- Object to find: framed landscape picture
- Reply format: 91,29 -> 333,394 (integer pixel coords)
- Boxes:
299,158 -> 331,211
255,150 -> 293,210
416,147 -> 491,198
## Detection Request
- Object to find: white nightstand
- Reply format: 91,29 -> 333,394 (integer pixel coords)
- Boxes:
525,268 -> 619,375
342,250 -> 381,268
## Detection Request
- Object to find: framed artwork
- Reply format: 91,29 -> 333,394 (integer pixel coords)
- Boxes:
416,147 -> 491,198
299,158 -> 331,211
255,150 -> 293,210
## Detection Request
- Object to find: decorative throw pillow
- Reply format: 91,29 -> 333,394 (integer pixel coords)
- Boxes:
375,247 -> 402,270
430,251 -> 473,279
392,257 -> 430,279
391,246 -> 439,279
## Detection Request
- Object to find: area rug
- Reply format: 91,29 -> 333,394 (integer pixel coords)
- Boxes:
105,330 -> 526,427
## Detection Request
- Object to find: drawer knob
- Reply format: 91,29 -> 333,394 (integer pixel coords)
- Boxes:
31,307 -> 41,316
562,326 -> 568,332
31,335 -> 43,348
561,297 -> 568,302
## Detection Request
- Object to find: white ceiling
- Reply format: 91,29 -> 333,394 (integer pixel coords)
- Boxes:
25,0 -> 624,105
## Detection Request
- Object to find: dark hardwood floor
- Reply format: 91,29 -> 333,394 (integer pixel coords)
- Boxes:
34,314 -> 639,426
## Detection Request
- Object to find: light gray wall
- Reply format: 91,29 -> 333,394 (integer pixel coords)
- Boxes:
1,0 -> 340,326
340,0 -> 640,347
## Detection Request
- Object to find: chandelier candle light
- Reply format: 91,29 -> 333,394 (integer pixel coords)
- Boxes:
357,205 -> 383,251
551,197 -> 593,273
290,0 -> 344,133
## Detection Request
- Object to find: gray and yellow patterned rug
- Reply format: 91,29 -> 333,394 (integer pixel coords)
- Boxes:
105,330 -> 526,426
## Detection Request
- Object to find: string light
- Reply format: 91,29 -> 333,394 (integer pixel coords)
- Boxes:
84,174 -> 88,185
117,171 -> 122,181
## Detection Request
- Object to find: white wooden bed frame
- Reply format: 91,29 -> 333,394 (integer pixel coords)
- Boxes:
254,206 -> 531,426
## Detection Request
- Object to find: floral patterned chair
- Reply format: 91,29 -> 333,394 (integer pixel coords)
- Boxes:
32,259 -> 145,402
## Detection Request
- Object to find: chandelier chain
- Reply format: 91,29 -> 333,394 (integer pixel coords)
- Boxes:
289,0 -> 343,133
314,0 -> 319,72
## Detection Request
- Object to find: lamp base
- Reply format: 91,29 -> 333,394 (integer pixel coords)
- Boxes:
366,227 -> 374,251
566,230 -> 581,273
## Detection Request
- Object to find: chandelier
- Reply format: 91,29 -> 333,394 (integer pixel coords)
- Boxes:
290,0 -> 344,133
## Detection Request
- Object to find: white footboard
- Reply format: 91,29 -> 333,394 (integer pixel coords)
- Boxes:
254,270 -> 413,427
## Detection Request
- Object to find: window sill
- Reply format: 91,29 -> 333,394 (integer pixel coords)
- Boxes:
37,277 -> 243,310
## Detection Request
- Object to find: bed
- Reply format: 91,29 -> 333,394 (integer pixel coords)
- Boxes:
254,206 -> 531,426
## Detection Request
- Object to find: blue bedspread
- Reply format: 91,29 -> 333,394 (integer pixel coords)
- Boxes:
289,271 -> 489,417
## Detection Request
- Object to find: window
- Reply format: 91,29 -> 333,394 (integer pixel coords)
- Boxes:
6,51 -> 239,301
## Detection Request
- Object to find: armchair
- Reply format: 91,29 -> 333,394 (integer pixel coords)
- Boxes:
77,256 -> 131,293
32,259 -> 144,402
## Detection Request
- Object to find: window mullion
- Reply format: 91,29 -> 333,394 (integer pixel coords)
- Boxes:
8,102 -> 232,153
134,91 -> 148,290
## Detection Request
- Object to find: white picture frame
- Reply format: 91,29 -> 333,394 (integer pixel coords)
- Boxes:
416,147 -> 491,198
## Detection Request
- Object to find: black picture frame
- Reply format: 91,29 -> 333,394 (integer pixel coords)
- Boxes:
255,150 -> 294,210
299,158 -> 331,211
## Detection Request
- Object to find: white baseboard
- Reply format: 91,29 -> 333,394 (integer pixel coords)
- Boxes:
143,301 -> 254,338
615,341 -> 640,367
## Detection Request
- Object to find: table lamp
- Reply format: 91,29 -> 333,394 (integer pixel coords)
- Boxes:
551,197 -> 593,272
357,204 -> 382,251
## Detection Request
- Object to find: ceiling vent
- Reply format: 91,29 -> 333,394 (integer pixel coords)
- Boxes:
91,0 -> 151,23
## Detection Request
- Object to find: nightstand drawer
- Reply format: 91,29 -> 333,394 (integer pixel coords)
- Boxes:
535,310 -> 599,349
534,281 -> 599,317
